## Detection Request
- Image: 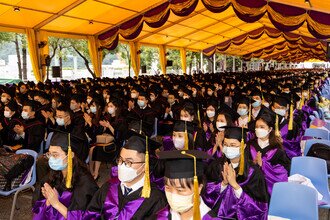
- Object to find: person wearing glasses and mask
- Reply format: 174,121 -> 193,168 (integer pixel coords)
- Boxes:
32,131 -> 98,220
67,134 -> 167,219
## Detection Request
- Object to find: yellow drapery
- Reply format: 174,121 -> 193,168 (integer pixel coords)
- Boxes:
129,42 -> 141,77
38,31 -> 49,81
87,36 -> 102,78
159,45 -> 167,75
26,28 -> 42,82
180,48 -> 187,75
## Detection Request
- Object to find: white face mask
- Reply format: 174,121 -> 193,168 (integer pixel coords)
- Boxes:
258,138 -> 270,149
131,93 -> 138,99
4,110 -> 11,118
173,137 -> 185,150
216,122 -> 226,131
207,91 -> 213,96
1,97 -> 8,103
237,108 -> 248,116
21,111 -> 29,120
222,146 -> 240,159
255,128 -> 271,139
150,96 -> 156,102
263,102 -> 270,108
180,116 -> 191,122
118,163 -> 143,183
302,92 -> 308,98
252,100 -> 261,108
86,98 -> 92,104
206,110 -> 215,118
165,191 -> 193,213
183,95 -> 189,100
56,118 -> 65,126
90,106 -> 97,114
107,106 -> 115,115
178,92 -> 184,97
274,108 -> 286,117
137,100 -> 145,108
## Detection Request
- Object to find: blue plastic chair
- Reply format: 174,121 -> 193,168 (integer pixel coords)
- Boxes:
44,132 -> 54,152
303,139 -> 330,156
290,157 -> 330,211
268,182 -> 318,220
304,128 -> 329,140
0,149 -> 37,220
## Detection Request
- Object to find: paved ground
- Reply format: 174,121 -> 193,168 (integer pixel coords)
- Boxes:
0,164 -> 329,220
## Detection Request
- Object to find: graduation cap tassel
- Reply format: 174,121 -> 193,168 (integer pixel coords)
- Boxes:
299,95 -> 304,110
197,105 -> 202,128
275,114 -> 281,137
248,103 -> 252,122
141,136 -> 151,198
66,134 -> 73,189
184,122 -> 189,150
238,127 -> 245,176
288,102 -> 294,131
181,151 -> 201,220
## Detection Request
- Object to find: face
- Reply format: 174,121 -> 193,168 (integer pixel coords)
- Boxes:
180,110 -> 193,121
238,104 -> 248,110
165,178 -> 199,196
172,131 -> 185,139
223,138 -> 241,148
255,119 -> 270,130
252,96 -> 261,102
51,99 -> 57,108
56,110 -> 71,124
119,148 -> 145,172
216,114 -> 226,123
168,95 -> 175,103
48,146 -> 68,164
206,105 -> 215,112
272,102 -> 287,111
4,106 -> 14,116
22,106 -> 34,117
138,96 -> 147,104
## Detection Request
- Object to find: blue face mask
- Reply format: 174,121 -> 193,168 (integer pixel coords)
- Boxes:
252,100 -> 261,108
48,156 -> 67,171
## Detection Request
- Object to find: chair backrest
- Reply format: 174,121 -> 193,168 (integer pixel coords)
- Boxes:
313,111 -> 320,119
15,149 -> 37,186
304,139 -> 330,156
45,132 -> 54,151
290,156 -> 330,204
268,182 -> 318,220
304,128 -> 329,140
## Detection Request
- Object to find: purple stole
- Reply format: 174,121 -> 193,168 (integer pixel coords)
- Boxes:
162,135 -> 175,151
103,183 -> 145,220
250,145 -> 288,195
156,205 -> 217,220
280,123 -> 301,159
216,167 -> 268,220
33,191 -> 72,220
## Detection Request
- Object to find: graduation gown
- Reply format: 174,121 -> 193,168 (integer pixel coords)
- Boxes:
279,118 -> 301,159
204,157 -> 269,220
13,118 -> 45,152
127,106 -> 155,137
248,141 -> 290,194
67,180 -> 168,220
0,113 -> 20,146
32,171 -> 98,220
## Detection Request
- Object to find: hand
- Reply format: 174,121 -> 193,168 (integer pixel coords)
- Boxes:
0,122 -> 3,131
256,151 -> 263,167
165,107 -> 171,114
221,162 -> 229,186
227,163 -> 239,190
210,123 -> 215,133
83,113 -> 92,126
215,132 -> 224,149
128,100 -> 134,110
41,186 -> 50,206
203,122 -> 208,132
14,124 -> 24,135
99,120 -> 111,129
43,183 -> 59,208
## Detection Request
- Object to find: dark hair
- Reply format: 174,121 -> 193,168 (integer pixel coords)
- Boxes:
164,176 -> 205,194
23,100 -> 40,112
56,105 -> 73,119
6,100 -> 18,112
217,113 -> 234,127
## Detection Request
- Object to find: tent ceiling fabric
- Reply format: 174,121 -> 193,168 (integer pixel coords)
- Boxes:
0,0 -> 329,62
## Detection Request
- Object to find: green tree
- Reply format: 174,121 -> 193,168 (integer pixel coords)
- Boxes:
140,46 -> 159,73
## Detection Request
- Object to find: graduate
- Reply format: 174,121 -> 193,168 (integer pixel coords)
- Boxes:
155,150 -> 219,219
248,113 -> 291,195
271,95 -> 301,159
236,97 -> 250,128
67,134 -> 167,219
204,126 -> 269,219
32,131 -> 98,220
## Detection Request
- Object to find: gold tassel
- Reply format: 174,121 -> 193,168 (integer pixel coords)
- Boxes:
141,136 -> 151,198
275,114 -> 281,137
299,95 -> 305,110
238,127 -> 245,176
197,106 -> 201,128
184,121 -> 189,150
248,103 -> 252,122
288,102 -> 293,131
181,151 -> 201,220
66,134 -> 72,189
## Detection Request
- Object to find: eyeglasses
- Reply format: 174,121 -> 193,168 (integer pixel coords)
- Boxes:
45,152 -> 66,159
116,157 -> 144,168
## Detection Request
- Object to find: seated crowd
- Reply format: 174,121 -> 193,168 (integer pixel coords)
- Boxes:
0,69 -> 328,219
